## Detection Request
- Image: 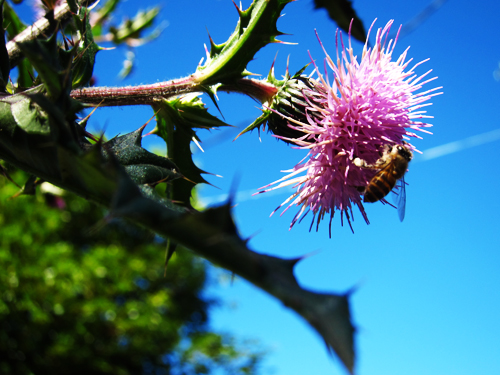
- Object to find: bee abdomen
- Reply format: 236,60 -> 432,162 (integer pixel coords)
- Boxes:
363,174 -> 396,203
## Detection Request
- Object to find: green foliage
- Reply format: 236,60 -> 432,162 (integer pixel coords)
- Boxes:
17,37 -> 68,99
194,0 -> 293,86
0,170 -> 265,375
152,94 -> 230,208
0,0 -> 10,91
109,7 -> 161,45
100,125 -> 182,186
2,0 -> 26,40
71,6 -> 100,88
91,0 -> 120,32
2,0 -> 34,88
92,0 -> 162,76
313,0 -> 366,42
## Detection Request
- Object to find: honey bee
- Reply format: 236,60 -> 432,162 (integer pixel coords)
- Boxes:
354,143 -> 413,221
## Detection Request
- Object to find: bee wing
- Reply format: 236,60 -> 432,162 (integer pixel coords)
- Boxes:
395,178 -> 407,222
390,179 -> 407,221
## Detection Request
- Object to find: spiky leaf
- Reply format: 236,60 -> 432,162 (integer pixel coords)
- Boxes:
16,38 -> 66,99
152,94 -> 229,208
71,7 -> 100,88
101,125 -> 182,186
2,2 -> 35,88
91,0 -> 121,34
313,0 -> 366,43
109,7 -> 160,45
0,0 -> 11,92
2,0 -> 26,40
194,0 -> 294,86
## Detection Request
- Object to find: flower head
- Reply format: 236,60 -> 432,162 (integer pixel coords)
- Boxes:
258,20 -> 442,234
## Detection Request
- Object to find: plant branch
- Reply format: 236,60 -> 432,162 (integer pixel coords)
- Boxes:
70,77 -> 198,106
70,77 -> 278,106
7,0 -> 97,69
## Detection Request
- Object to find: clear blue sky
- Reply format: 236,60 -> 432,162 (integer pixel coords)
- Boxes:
15,0 -> 500,374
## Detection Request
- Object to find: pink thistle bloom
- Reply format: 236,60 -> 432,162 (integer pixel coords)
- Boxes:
258,20 -> 442,234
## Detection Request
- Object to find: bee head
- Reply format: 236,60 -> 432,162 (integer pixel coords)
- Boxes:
396,144 -> 413,161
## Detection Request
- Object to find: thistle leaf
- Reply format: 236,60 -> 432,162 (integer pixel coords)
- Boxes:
152,95 -> 230,208
313,0 -> 366,43
108,7 -> 161,46
16,38 -> 65,99
194,0 -> 294,85
2,1 -> 35,89
101,125 -> 183,186
0,88 -> 62,177
71,7 -> 100,88
0,87 -> 182,205
12,174 -> 39,197
0,0 -> 11,91
2,0 -> 26,40
91,0 -> 121,33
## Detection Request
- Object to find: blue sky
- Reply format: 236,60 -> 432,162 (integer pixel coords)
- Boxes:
14,0 -> 500,374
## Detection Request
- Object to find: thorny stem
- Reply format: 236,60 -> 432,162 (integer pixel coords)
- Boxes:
70,77 -> 279,106
7,0 -> 97,69
70,77 -> 198,106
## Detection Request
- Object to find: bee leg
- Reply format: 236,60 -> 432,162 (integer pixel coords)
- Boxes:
353,157 -> 369,168
353,158 -> 373,194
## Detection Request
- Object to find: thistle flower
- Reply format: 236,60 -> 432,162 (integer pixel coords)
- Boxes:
258,20 -> 442,234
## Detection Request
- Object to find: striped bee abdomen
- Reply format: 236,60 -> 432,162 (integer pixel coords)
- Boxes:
363,169 -> 397,203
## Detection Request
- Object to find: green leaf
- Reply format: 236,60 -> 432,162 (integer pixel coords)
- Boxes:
0,87 -> 184,211
2,0 -> 27,40
0,86 -> 91,196
0,0 -> 10,91
109,7 -> 160,45
16,37 -> 65,99
102,125 -> 183,186
194,0 -> 294,85
118,50 -> 135,79
11,174 -> 38,197
91,0 -> 121,33
152,94 -> 230,208
0,88 -> 59,176
2,1 -> 35,88
71,7 -> 100,88
66,0 -> 79,13
16,57 -> 35,89
313,0 -> 366,43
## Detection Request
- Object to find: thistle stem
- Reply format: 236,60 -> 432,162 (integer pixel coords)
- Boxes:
70,77 -> 198,106
70,77 -> 279,106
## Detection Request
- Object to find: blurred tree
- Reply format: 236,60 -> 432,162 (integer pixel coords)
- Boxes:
0,170 -> 264,375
